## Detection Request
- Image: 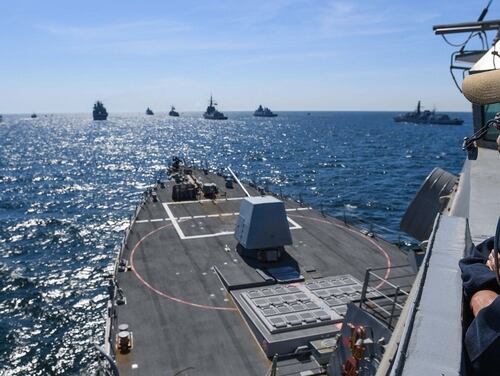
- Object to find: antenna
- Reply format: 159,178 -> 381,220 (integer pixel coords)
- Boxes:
458,0 -> 493,53
478,0 -> 493,22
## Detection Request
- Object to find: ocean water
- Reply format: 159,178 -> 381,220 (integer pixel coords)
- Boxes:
0,111 -> 471,374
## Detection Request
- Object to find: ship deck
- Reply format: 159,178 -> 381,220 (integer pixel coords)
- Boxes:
109,170 -> 413,376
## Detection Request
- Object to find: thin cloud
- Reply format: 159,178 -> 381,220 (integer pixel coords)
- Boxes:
68,39 -> 253,55
220,50 -> 338,68
41,19 -> 190,39
318,1 -> 435,38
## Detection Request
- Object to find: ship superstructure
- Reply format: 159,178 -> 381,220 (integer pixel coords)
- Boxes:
97,157 -> 415,375
169,105 -> 179,117
95,6 -> 500,376
203,95 -> 227,120
379,14 -> 500,376
254,105 -> 278,117
93,101 -> 108,121
394,101 -> 463,125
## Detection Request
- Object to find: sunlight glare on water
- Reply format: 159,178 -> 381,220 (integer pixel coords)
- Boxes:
0,111 -> 470,374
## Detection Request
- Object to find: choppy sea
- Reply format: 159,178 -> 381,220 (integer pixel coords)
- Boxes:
0,111 -> 471,374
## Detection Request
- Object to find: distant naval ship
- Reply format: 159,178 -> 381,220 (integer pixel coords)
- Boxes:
93,101 -> 108,121
203,95 -> 227,120
145,107 -> 154,115
169,105 -> 179,117
394,100 -> 463,125
254,105 -> 277,117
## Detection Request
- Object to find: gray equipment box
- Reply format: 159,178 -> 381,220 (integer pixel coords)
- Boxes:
202,183 -> 218,198
172,183 -> 197,201
235,196 -> 293,250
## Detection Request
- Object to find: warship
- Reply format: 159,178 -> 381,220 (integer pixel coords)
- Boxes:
96,7 -> 500,376
254,105 -> 278,117
394,101 -> 464,125
169,106 -> 180,117
93,101 -> 108,121
145,107 -> 154,116
97,157 -> 415,376
203,95 -> 227,120
382,11 -> 500,376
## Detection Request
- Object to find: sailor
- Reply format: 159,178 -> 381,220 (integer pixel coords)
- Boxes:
459,237 -> 500,375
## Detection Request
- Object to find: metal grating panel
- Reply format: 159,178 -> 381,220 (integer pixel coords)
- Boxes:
242,275 -> 366,334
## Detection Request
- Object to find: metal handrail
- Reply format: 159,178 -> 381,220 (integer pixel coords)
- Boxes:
360,267 -> 414,329
366,272 -> 411,296
94,344 -> 120,376
103,188 -> 154,363
368,264 -> 414,272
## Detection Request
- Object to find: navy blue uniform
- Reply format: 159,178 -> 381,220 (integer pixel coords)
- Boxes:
459,237 -> 500,375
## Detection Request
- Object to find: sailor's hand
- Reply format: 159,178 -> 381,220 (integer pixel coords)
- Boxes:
470,290 -> 498,317
497,135 -> 500,153
486,249 -> 500,272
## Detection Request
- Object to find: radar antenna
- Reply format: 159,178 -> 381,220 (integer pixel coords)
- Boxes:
434,1 -> 496,93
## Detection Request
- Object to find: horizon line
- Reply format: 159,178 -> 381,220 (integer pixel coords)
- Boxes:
1,109 -> 473,115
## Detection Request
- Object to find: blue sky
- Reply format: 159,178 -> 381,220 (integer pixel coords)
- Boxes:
1,0 -> 498,113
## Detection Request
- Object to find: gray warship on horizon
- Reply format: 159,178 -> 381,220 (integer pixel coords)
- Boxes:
96,6 -> 500,376
394,100 -> 464,125
254,105 -> 278,117
169,105 -> 180,117
203,95 -> 227,120
93,101 -> 108,121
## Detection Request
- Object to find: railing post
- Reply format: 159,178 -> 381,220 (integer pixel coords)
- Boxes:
388,286 -> 400,329
360,268 -> 371,308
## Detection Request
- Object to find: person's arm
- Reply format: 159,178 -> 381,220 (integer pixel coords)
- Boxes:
459,237 -> 497,298
486,248 -> 500,273
470,289 -> 498,317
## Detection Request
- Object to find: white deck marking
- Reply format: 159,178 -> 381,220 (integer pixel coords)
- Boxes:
162,202 -> 307,240
166,197 -> 245,205
162,203 -> 188,240
173,207 -> 310,221
135,218 -> 172,224
228,167 -> 251,197
287,216 -> 302,230
183,231 -> 235,239
136,207 -> 310,226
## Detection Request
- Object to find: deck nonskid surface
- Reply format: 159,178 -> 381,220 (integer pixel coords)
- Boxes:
112,173 -> 410,375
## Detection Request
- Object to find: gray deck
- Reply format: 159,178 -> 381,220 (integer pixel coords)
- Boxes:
110,171 -> 412,376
